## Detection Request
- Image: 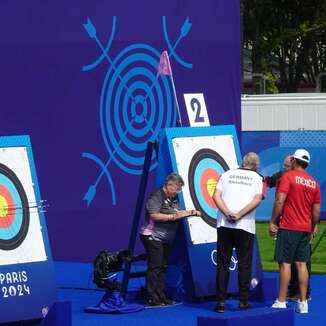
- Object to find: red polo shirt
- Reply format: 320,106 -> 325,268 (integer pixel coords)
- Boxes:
277,170 -> 320,232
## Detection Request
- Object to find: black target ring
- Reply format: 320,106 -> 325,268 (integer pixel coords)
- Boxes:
188,148 -> 230,227
0,163 -> 30,250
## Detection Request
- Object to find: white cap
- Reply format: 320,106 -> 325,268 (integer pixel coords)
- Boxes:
293,149 -> 310,164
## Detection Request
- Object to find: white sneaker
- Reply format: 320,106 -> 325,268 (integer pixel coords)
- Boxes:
271,299 -> 287,308
296,300 -> 308,314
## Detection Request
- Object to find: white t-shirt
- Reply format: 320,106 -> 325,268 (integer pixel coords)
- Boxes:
215,168 -> 264,234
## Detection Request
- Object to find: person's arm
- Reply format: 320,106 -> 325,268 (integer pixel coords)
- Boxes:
146,192 -> 175,222
269,192 -> 287,237
212,188 -> 231,218
231,194 -> 263,221
150,209 -> 200,222
311,203 -> 320,233
265,171 -> 282,188
149,212 -> 176,222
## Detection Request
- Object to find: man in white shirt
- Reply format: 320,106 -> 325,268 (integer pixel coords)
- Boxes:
213,152 -> 265,313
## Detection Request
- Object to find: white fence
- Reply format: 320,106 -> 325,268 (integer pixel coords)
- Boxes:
241,93 -> 326,131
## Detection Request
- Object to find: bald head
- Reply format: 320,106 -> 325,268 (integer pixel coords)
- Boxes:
283,156 -> 293,172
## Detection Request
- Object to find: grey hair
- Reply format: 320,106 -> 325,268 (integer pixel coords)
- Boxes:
242,152 -> 260,171
164,172 -> 184,186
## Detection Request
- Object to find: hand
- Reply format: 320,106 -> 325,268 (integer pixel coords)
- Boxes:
231,213 -> 241,221
226,214 -> 236,223
191,209 -> 202,217
269,222 -> 278,238
310,225 -> 318,242
226,213 -> 241,223
313,225 -> 318,238
174,210 -> 190,219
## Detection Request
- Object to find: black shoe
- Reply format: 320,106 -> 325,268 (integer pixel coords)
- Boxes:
145,298 -> 164,307
239,302 -> 253,310
214,302 -> 225,313
161,298 -> 176,305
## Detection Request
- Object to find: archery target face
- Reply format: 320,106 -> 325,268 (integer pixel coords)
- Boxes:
0,147 -> 46,265
172,135 -> 239,244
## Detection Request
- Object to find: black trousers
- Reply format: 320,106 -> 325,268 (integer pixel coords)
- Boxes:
216,227 -> 254,303
140,234 -> 171,302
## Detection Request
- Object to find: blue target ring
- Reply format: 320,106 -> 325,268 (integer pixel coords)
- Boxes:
120,78 -> 157,140
0,163 -> 29,250
100,43 -> 176,175
188,149 -> 230,227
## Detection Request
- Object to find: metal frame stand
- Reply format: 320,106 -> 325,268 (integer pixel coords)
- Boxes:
120,141 -> 158,297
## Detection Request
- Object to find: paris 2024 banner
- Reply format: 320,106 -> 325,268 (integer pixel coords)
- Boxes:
0,0 -> 240,261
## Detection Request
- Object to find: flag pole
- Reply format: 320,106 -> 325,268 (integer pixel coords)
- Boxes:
170,75 -> 183,127
157,50 -> 183,127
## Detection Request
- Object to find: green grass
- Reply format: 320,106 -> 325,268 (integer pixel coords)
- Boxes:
256,221 -> 326,274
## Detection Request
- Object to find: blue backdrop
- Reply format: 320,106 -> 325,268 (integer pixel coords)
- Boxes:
0,0 -> 240,261
242,131 -> 326,220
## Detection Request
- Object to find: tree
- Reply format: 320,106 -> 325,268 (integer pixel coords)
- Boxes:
243,0 -> 326,93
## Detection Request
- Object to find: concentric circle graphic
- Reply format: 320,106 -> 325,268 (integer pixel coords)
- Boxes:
188,149 -> 230,227
0,163 -> 29,250
100,43 -> 176,175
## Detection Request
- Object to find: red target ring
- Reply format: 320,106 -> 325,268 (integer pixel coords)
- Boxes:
200,168 -> 220,209
0,185 -> 15,228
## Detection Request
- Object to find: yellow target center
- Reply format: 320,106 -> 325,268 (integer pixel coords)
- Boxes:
0,195 -> 9,218
206,178 -> 217,197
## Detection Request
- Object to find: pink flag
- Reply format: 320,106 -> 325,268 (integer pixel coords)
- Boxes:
157,50 -> 172,77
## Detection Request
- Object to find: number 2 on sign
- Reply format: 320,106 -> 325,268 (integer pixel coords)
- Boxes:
183,93 -> 210,126
190,98 -> 205,123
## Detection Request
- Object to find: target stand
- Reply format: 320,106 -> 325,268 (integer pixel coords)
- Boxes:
0,136 -> 57,324
156,126 -> 267,301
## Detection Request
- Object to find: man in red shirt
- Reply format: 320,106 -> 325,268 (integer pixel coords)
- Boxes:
269,149 -> 320,314
266,155 -> 312,300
